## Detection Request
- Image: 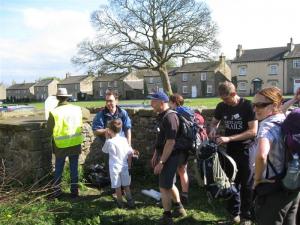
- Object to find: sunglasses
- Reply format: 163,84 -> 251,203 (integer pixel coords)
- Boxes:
252,102 -> 273,108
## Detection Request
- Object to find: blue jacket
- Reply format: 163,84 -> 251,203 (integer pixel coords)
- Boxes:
92,105 -> 132,138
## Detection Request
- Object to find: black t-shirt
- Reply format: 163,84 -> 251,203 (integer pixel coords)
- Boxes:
155,109 -> 179,155
214,98 -> 255,149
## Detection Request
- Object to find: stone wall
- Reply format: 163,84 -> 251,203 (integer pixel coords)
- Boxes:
0,108 -> 216,184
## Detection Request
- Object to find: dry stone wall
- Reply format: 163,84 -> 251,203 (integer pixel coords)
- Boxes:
0,108 -> 216,184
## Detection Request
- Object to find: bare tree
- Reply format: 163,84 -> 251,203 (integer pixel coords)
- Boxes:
72,0 -> 219,94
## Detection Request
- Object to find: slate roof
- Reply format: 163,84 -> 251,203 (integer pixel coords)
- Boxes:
176,61 -> 219,73
7,83 -> 35,90
124,80 -> 144,90
285,44 -> 300,58
59,75 -> 91,84
35,79 -> 55,87
94,73 -> 126,82
232,46 -> 288,63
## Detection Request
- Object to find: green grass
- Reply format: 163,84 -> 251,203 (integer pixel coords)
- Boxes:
0,162 -> 228,225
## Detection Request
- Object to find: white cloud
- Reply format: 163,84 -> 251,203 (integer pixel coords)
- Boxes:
0,7 -> 96,84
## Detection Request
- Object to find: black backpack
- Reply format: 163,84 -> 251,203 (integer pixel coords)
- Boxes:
163,110 -> 202,155
196,140 -> 238,200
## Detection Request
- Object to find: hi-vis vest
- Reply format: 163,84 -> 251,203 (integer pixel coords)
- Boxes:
51,104 -> 83,148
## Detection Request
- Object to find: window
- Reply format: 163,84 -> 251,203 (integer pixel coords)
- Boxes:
75,84 -> 78,90
207,85 -> 212,93
114,81 -> 118,87
149,77 -> 154,84
239,66 -> 247,76
107,81 -> 111,87
99,89 -> 103,96
182,86 -> 188,93
269,64 -> 278,75
99,82 -> 102,88
182,74 -> 188,82
238,82 -> 247,91
293,59 -> 300,69
201,72 -> 207,81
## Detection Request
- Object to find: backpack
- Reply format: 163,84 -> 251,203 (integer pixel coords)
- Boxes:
196,140 -> 238,200
164,107 -> 206,155
274,108 -> 300,192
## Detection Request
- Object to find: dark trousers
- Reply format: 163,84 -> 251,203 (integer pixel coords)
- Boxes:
226,146 -> 255,219
54,154 -> 79,194
254,191 -> 300,225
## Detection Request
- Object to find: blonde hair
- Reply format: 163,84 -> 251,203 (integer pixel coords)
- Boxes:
218,81 -> 236,96
257,87 -> 283,112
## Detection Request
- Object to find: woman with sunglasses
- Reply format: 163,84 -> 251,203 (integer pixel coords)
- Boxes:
253,87 -> 300,225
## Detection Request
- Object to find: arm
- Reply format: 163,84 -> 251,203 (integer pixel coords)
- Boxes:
125,129 -> 132,146
216,120 -> 258,145
281,89 -> 300,114
92,112 -> 106,137
254,138 -> 271,187
154,139 -> 175,175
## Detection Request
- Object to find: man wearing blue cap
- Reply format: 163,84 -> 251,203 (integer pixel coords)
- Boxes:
149,91 -> 187,225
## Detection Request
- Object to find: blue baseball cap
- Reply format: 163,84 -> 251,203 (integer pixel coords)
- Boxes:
148,91 -> 169,102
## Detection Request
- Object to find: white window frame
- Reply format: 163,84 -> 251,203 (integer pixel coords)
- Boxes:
201,72 -> 207,81
207,85 -> 212,93
182,86 -> 188,93
239,66 -> 247,76
149,77 -> 154,84
238,82 -> 247,91
107,81 -> 111,87
270,81 -> 278,87
293,59 -> 300,69
99,82 -> 102,88
182,74 -> 188,82
99,89 -> 103,97
269,64 -> 278,75
114,81 -> 118,87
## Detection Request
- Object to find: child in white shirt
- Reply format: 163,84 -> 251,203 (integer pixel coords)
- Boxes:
102,119 -> 134,208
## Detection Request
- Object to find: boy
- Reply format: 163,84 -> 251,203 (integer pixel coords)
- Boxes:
102,119 -> 134,208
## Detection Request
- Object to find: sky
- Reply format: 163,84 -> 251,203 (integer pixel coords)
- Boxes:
1,0 -> 300,86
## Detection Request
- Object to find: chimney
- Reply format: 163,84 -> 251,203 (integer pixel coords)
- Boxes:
236,44 -> 243,58
66,72 -> 70,78
287,37 -> 294,52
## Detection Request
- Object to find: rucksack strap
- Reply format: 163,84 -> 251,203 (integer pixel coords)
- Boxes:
218,150 -> 238,182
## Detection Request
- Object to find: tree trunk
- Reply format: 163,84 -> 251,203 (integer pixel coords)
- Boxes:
158,65 -> 173,95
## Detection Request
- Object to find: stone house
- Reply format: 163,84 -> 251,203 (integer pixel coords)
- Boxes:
6,82 -> 36,102
0,84 -> 6,101
231,38 -> 300,95
58,74 -> 95,100
143,68 -> 178,94
93,72 -> 144,99
174,55 -> 231,98
34,79 -> 59,101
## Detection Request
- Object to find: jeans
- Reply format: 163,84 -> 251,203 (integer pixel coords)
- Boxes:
54,154 -> 79,194
226,146 -> 255,219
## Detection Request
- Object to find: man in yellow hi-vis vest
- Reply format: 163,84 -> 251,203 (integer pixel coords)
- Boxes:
47,88 -> 84,198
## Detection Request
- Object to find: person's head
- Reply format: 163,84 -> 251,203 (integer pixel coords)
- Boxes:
148,91 -> 169,113
253,87 -> 283,121
56,88 -> 71,103
107,118 -> 122,135
169,94 -> 184,109
218,81 -> 239,106
105,90 -> 118,113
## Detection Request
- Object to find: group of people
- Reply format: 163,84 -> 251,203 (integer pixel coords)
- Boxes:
48,81 -> 300,225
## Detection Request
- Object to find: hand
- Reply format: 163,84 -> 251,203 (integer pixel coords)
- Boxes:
294,88 -> 300,102
154,163 -> 163,175
208,128 -> 217,139
216,136 -> 231,145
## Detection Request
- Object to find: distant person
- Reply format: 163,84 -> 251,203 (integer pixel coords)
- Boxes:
48,88 -> 88,198
253,87 -> 300,225
209,81 -> 258,224
150,91 -> 187,225
102,119 -> 135,208
169,93 -> 193,204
